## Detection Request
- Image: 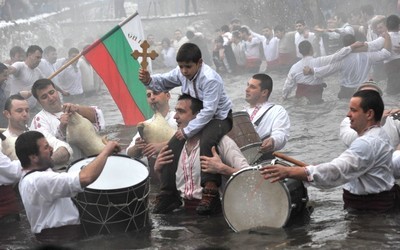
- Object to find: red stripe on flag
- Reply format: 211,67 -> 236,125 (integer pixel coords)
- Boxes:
84,42 -> 145,125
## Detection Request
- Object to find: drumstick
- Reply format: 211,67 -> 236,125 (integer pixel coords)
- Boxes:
272,152 -> 307,167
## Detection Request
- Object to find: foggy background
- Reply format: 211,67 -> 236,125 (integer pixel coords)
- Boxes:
1,0 -> 398,61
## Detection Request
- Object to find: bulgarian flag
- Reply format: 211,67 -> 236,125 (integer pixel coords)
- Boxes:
82,12 -> 153,125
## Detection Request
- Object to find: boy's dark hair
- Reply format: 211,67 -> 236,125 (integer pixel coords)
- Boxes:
31,78 -> 55,100
295,20 -> 305,26
178,94 -> 203,114
274,25 -> 285,33
176,43 -> 202,63
15,131 -> 45,168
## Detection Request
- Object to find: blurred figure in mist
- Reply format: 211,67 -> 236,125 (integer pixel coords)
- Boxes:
114,0 -> 126,18
185,0 -> 197,15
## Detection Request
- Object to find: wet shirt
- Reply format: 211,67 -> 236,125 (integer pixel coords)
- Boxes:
0,151 -> 22,185
313,49 -> 391,88
306,127 -> 395,195
9,61 -> 44,108
149,63 -> 232,138
283,46 -> 352,98
244,102 -> 290,151
19,168 -> 83,233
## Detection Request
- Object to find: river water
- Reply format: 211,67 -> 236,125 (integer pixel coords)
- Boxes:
2,70 -> 400,249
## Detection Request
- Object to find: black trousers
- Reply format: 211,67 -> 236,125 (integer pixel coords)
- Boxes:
159,111 -> 232,195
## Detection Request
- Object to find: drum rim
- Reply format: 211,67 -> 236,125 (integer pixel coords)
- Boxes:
67,154 -> 149,191
222,164 -> 293,231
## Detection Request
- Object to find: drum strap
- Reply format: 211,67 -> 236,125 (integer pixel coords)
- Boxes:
254,104 -> 275,127
22,169 -> 47,179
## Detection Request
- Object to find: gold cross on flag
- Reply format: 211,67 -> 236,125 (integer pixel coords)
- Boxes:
131,40 -> 159,70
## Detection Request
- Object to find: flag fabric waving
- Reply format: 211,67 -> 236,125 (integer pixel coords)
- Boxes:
82,12 -> 153,125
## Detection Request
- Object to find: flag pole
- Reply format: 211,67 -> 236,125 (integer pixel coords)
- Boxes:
47,52 -> 83,80
49,12 -> 140,80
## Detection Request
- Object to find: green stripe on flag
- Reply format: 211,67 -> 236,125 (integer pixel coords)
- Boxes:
103,28 -> 153,119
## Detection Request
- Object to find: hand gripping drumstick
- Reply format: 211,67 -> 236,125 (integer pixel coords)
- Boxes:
272,152 -> 307,167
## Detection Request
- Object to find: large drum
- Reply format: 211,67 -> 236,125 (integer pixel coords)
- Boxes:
67,154 -> 149,236
227,111 -> 262,164
222,159 -> 308,232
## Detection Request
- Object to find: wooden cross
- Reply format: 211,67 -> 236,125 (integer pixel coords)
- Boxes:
131,40 -> 159,70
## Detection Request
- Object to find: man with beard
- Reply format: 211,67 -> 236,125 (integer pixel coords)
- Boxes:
16,130 -> 120,242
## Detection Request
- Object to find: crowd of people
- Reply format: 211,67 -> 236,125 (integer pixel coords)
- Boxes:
1,2 -> 400,245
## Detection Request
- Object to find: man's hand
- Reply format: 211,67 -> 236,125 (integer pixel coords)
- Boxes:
303,66 -> 314,75
200,146 -> 223,174
142,142 -> 165,158
62,103 -> 79,114
259,138 -> 274,154
154,145 -> 173,173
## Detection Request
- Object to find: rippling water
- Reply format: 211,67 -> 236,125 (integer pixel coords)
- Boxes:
2,71 -> 400,249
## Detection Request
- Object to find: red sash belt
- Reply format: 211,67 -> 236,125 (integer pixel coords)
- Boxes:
0,185 -> 20,219
343,184 -> 400,213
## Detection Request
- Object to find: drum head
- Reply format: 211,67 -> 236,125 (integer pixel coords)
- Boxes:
68,154 -> 148,190
223,167 -> 291,231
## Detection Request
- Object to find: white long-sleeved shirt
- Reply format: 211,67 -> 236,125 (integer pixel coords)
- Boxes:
313,49 -> 391,88
283,46 -> 352,99
0,151 -> 21,185
262,37 -> 280,62
306,127 -> 394,195
244,102 -> 290,151
19,168 -> 83,233
9,61 -> 44,108
366,32 -> 400,63
148,63 -> 232,138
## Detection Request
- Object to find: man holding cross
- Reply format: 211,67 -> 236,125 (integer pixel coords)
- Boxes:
138,42 -> 233,215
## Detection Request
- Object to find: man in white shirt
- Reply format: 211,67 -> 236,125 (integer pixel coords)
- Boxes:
16,130 -> 119,242
339,82 -> 400,179
1,94 -> 72,170
239,26 -> 263,73
8,45 -> 44,109
154,94 -> 249,214
284,40 -> 358,104
261,26 -> 279,70
38,46 -> 58,79
306,33 -> 391,99
294,20 -> 317,59
261,90 -> 399,213
57,48 -> 84,101
30,78 -> 105,162
245,73 -> 290,160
